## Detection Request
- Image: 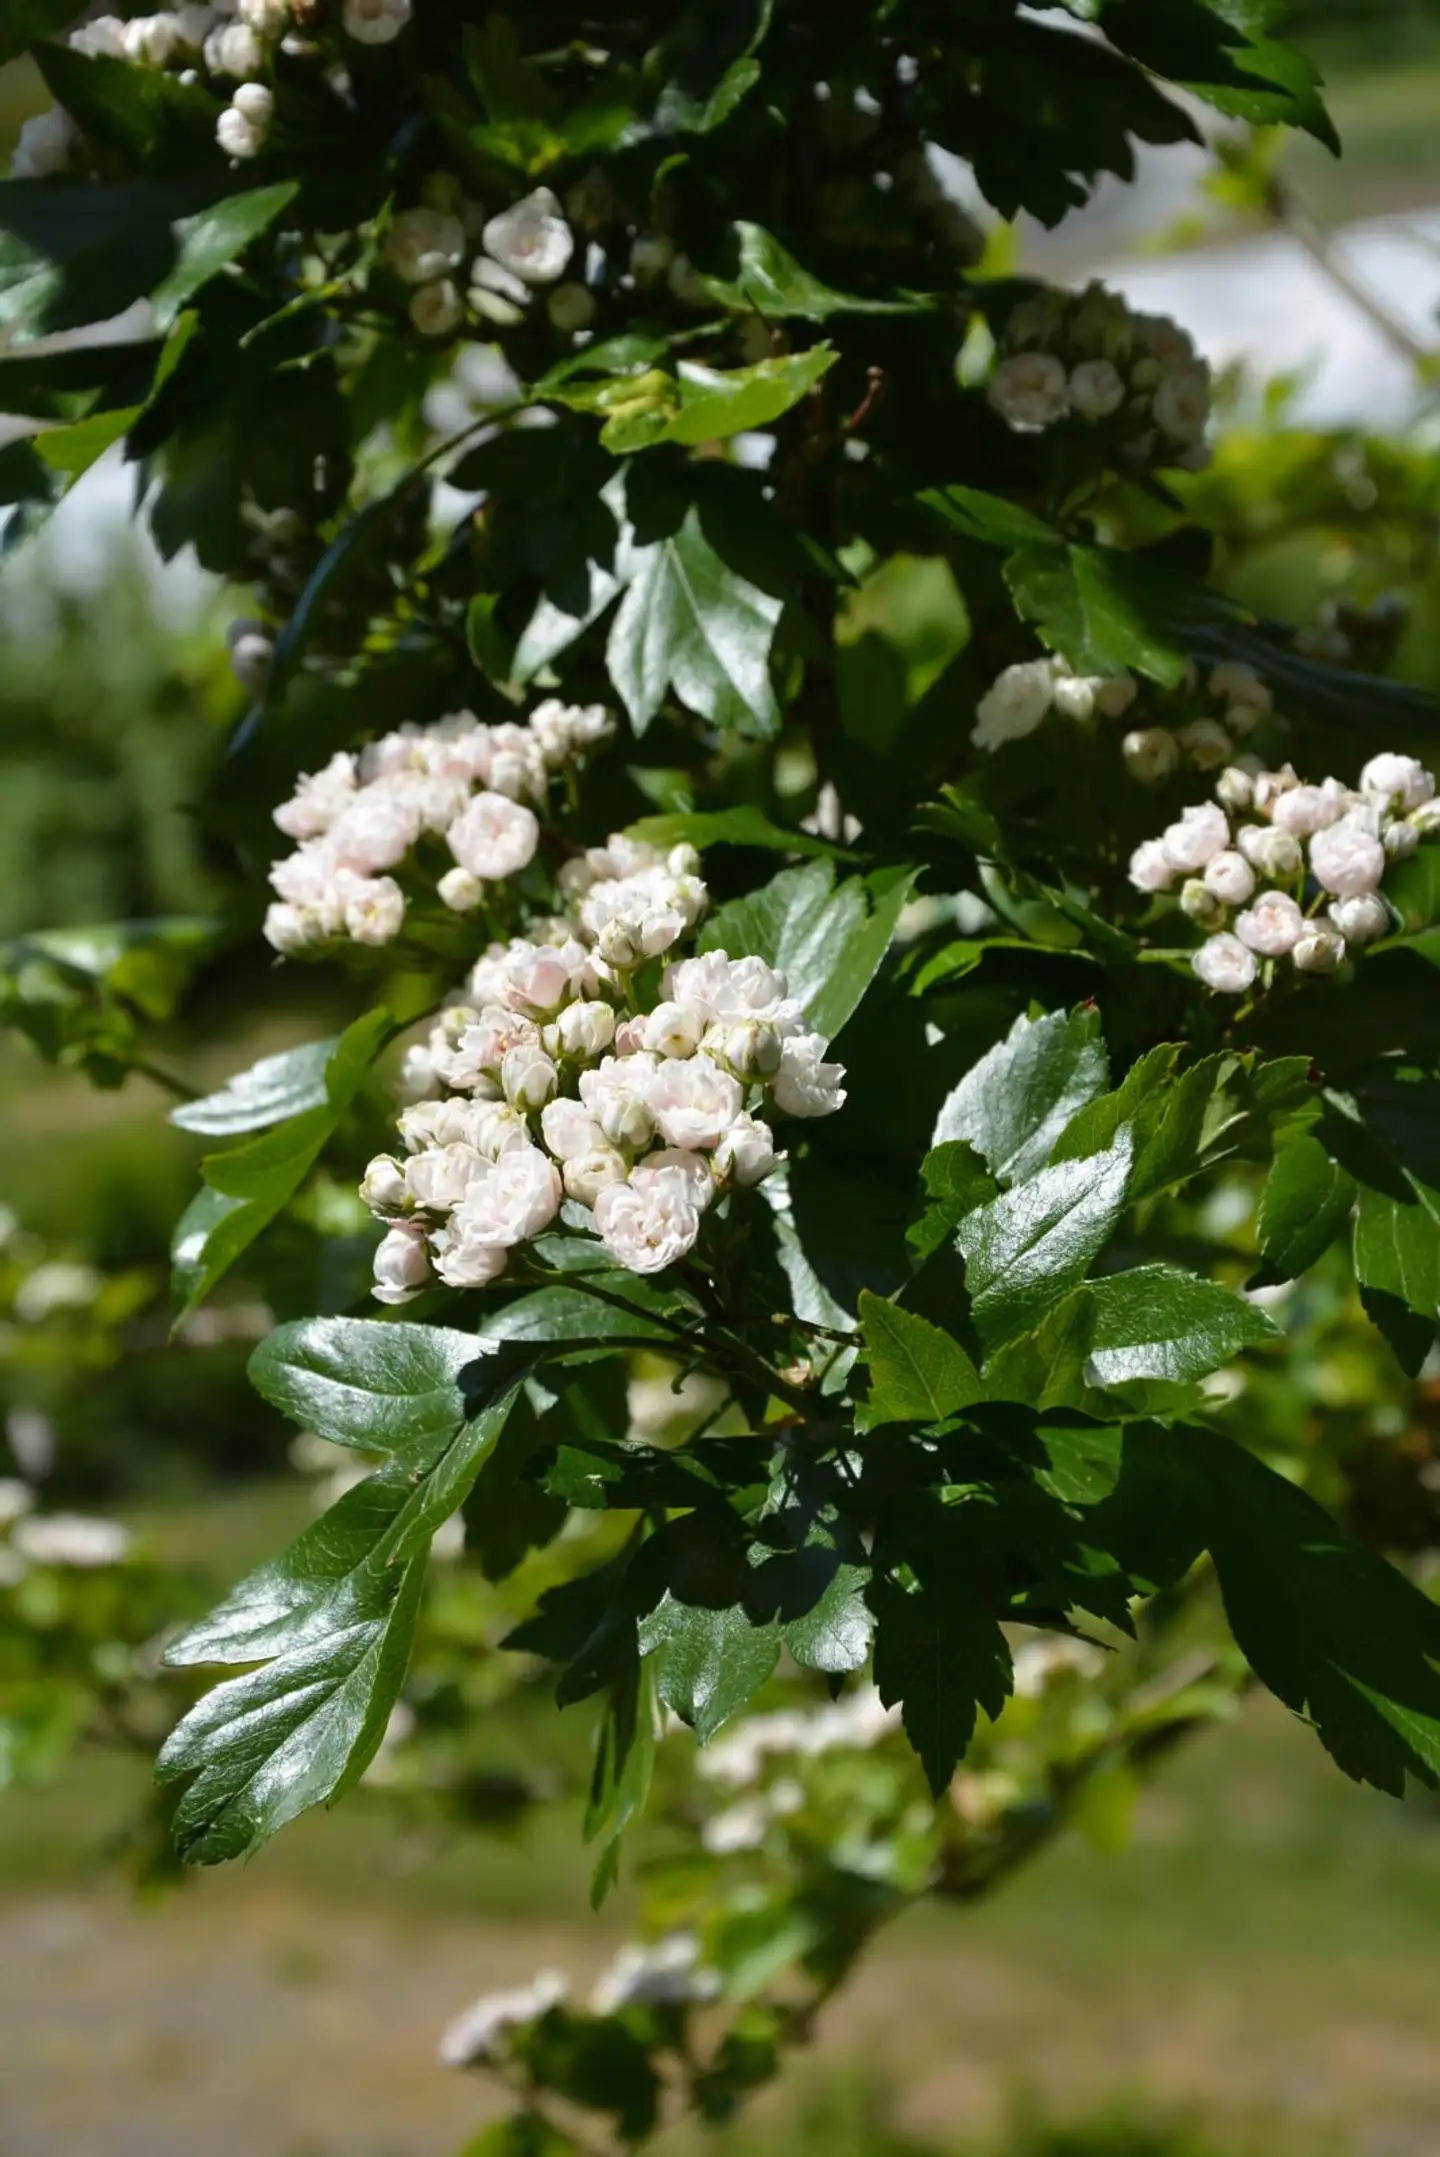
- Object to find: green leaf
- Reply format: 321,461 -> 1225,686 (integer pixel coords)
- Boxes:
1259,1135 -> 1357,1280
30,405 -> 139,479
0,177 -> 198,340
150,181 -> 299,330
1354,1184 -> 1440,1375
170,1008 -> 391,1317
920,484 -> 1059,550
157,1363 -> 528,1859
781,1561 -> 873,1672
858,1291 -> 983,1428
170,1035 -> 340,1135
933,1008 -> 1109,1184
568,347 -> 838,455
624,807 -> 843,860
475,1283 -> 677,1348
870,1574 -> 1012,1794
908,1142 -> 999,1261
701,223 -> 933,321
0,0 -> 79,64
1082,1266 -> 1277,1389
699,860 -> 917,1040
1191,1430 -> 1440,1794
249,1318 -> 498,1453
606,503 -> 784,737
640,1596 -> 780,1742
35,43 -> 221,179
957,1133 -> 1133,1349
459,2117 -> 583,2157
1005,543 -> 1190,687
1049,1046 -> 1233,1204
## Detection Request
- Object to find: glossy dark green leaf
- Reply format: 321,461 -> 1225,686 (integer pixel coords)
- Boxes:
640,1595 -> 780,1742
1083,1266 -> 1276,1388
606,504 -> 784,737
957,1133 -> 1133,1349
870,1574 -> 1011,1794
171,1035 -> 339,1135
150,181 -> 299,329
933,1007 -> 1109,1184
920,484 -> 1058,550
781,1561 -> 873,1673
857,1290 -> 983,1428
1005,543 -> 1190,687
249,1317 -> 498,1453
159,1362 -> 525,1858
1354,1184 -> 1440,1374
907,1142 -> 998,1261
1259,1135 -> 1357,1280
699,860 -> 916,1041
1191,1430 -> 1440,1793
171,1008 -> 391,1317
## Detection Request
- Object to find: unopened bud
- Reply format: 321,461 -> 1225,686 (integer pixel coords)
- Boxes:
1122,727 -> 1179,785
501,1044 -> 557,1111
360,1153 -> 409,1216
1215,765 -> 1254,814
703,1019 -> 783,1080
563,1147 -> 628,1207
555,999 -> 617,1059
1180,879 -> 1226,932
596,1092 -> 654,1152
1293,926 -> 1346,974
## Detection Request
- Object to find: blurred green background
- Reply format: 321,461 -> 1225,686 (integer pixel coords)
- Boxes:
5,6 -> 1440,2155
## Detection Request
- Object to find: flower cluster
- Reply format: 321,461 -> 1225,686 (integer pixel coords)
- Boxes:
383,185 -> 588,340
1128,752 -> 1438,993
361,843 -> 846,1296
438,1934 -> 719,2072
262,702 -> 614,958
972,653 -> 1275,769
971,651 -> 1138,753
988,282 -> 1212,469
9,0 -> 413,178
0,1479 -> 133,1586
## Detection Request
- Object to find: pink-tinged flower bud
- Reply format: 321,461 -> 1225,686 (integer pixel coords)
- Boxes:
1309,818 -> 1385,898
1192,933 -> 1256,995
1328,893 -> 1390,945
1360,753 -> 1434,813
372,1221 -> 431,1305
642,1001 -> 704,1060
713,1114 -> 780,1188
563,1147 -> 628,1207
1128,840 -> 1173,894
1235,890 -> 1305,957
1203,850 -> 1254,906
1293,925 -> 1346,974
1236,824 -> 1303,880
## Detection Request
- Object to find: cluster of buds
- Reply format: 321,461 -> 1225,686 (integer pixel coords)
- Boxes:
361,842 -> 846,1296
988,282 -> 1211,469
1118,662 -> 1275,784
973,654 -> 1276,775
1128,753 -> 1438,994
971,653 -> 1138,753
382,184 -> 591,341
9,0 -> 412,178
262,702 -> 614,958
438,1934 -> 718,2071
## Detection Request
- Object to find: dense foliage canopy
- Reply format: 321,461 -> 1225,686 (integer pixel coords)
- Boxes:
6,1 -> 1440,2148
